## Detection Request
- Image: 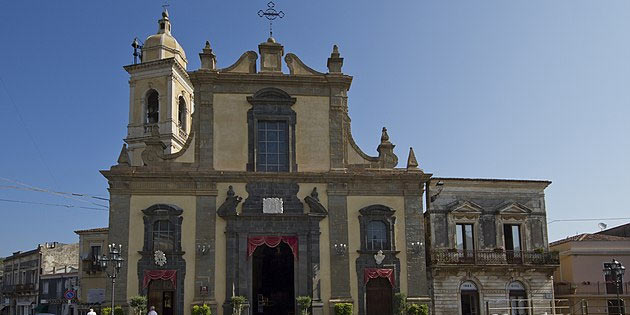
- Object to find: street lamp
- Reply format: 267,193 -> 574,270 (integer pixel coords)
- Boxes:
603,259 -> 626,314
98,243 -> 125,312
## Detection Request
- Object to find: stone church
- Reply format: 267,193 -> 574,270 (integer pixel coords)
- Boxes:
100,9 -> 558,315
103,9 -> 429,315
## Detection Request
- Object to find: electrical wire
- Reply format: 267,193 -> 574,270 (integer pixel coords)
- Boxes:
547,217 -> 630,224
0,76 -> 59,188
0,198 -> 108,212
0,177 -> 108,208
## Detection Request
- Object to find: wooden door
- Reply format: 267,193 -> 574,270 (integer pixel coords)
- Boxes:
366,277 -> 393,315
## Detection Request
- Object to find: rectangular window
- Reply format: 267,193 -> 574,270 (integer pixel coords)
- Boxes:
456,224 -> 474,251
90,245 -> 102,260
607,299 -> 625,315
42,281 -> 49,294
605,273 -> 624,294
256,120 -> 289,172
504,224 -> 522,251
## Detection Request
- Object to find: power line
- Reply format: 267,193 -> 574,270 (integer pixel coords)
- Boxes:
547,217 -> 630,224
0,198 -> 108,212
0,76 -> 59,188
0,177 -> 108,208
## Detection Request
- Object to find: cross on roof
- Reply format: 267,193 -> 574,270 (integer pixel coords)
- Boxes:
258,1 -> 285,38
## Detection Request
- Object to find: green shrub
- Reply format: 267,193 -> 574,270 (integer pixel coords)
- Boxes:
419,304 -> 429,315
296,296 -> 312,315
394,293 -> 408,315
114,306 -> 125,315
230,296 -> 247,314
334,303 -> 353,315
192,304 -> 211,315
129,296 -> 147,315
102,307 -> 111,315
407,304 -> 420,315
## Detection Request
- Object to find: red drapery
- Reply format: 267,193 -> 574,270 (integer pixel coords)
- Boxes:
364,268 -> 394,286
247,236 -> 298,259
142,270 -> 177,288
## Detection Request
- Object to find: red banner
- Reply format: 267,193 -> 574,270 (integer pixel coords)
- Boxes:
247,236 -> 298,259
364,268 -> 394,286
142,270 -> 177,288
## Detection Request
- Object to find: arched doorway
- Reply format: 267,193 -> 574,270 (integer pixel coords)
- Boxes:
366,277 -> 393,315
252,243 -> 295,315
460,281 -> 480,315
147,280 -> 175,315
508,281 -> 528,315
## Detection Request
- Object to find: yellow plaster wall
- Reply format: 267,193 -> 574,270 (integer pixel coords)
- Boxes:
346,196 -> 408,314
213,94 -> 249,171
214,183 -> 249,315
294,97 -> 330,172
127,195 -> 197,315
77,233 -> 108,303
346,142 -> 371,165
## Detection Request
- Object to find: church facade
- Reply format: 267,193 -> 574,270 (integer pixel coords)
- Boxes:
103,10 -> 430,315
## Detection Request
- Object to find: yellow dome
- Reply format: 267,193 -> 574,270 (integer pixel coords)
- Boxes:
141,9 -> 187,67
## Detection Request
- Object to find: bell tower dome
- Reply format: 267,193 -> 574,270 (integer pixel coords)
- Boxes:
123,9 -> 194,165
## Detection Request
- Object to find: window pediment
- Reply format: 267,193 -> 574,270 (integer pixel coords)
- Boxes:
359,204 -> 395,216
495,202 -> 532,216
142,204 -> 183,216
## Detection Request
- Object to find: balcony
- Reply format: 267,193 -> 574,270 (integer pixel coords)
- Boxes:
15,283 -> 36,292
555,281 -> 630,296
1,285 -> 15,293
430,249 -> 559,266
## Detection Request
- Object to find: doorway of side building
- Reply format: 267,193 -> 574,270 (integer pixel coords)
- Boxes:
252,243 -> 295,315
460,281 -> 480,315
147,280 -> 175,315
366,277 -> 393,315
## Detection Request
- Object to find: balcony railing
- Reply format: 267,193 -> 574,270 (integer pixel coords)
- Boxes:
555,281 -> 630,296
15,283 -> 36,292
430,249 -> 559,266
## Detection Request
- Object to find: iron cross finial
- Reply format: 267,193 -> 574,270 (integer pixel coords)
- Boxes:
258,1 -> 285,38
162,1 -> 170,12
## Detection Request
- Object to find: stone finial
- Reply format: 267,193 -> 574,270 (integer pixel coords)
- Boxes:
327,44 -> 344,73
406,147 -> 419,170
377,126 -> 398,168
117,144 -> 130,166
227,185 -> 235,197
310,187 -> 319,201
199,40 -> 217,70
381,127 -> 390,143
259,38 -> 284,73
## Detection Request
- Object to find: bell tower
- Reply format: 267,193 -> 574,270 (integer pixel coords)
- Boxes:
123,9 -> 193,165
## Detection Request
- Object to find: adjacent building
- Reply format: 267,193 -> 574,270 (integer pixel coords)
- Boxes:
2,243 -> 78,315
551,232 -> 630,314
38,269 -> 79,315
425,178 -> 559,315
74,228 -> 109,315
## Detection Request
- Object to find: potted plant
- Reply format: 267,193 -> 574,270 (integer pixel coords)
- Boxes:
296,296 -> 312,315
192,304 -> 211,315
333,303 -> 353,315
407,304 -> 420,315
129,296 -> 147,315
102,307 -> 112,315
230,296 -> 247,315
114,306 -> 125,315
394,293 -> 408,315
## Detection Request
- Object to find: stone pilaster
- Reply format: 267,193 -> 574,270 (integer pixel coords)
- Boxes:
194,195 -> 217,311
329,87 -> 348,169
106,192 -> 131,308
327,184 -> 351,299
195,84 -> 214,168
404,187 -> 429,297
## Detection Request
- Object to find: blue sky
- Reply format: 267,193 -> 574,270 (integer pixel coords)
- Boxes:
1,1 -> 630,257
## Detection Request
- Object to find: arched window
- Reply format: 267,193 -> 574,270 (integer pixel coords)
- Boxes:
366,221 -> 388,250
460,281 -> 480,315
152,220 -> 174,252
508,281 -> 528,315
146,90 -> 159,124
178,96 -> 186,130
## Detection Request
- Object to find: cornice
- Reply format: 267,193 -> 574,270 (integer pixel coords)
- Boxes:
124,58 -> 191,86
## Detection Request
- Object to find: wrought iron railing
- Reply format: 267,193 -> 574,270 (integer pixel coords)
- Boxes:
430,249 -> 559,266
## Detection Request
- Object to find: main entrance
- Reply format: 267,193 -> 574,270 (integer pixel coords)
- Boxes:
252,243 -> 295,315
147,280 -> 175,315
366,277 -> 393,315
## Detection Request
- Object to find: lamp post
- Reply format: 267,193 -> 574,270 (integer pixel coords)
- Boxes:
603,259 -> 626,314
98,243 -> 125,313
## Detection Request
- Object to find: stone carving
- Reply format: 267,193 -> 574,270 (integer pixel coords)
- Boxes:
217,186 -> 243,217
377,127 -> 398,168
285,53 -> 324,75
141,126 -> 166,166
199,40 -> 216,70
117,144 -> 130,166
374,250 -> 385,265
304,187 -> 327,215
262,198 -> 283,214
154,250 -> 167,266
